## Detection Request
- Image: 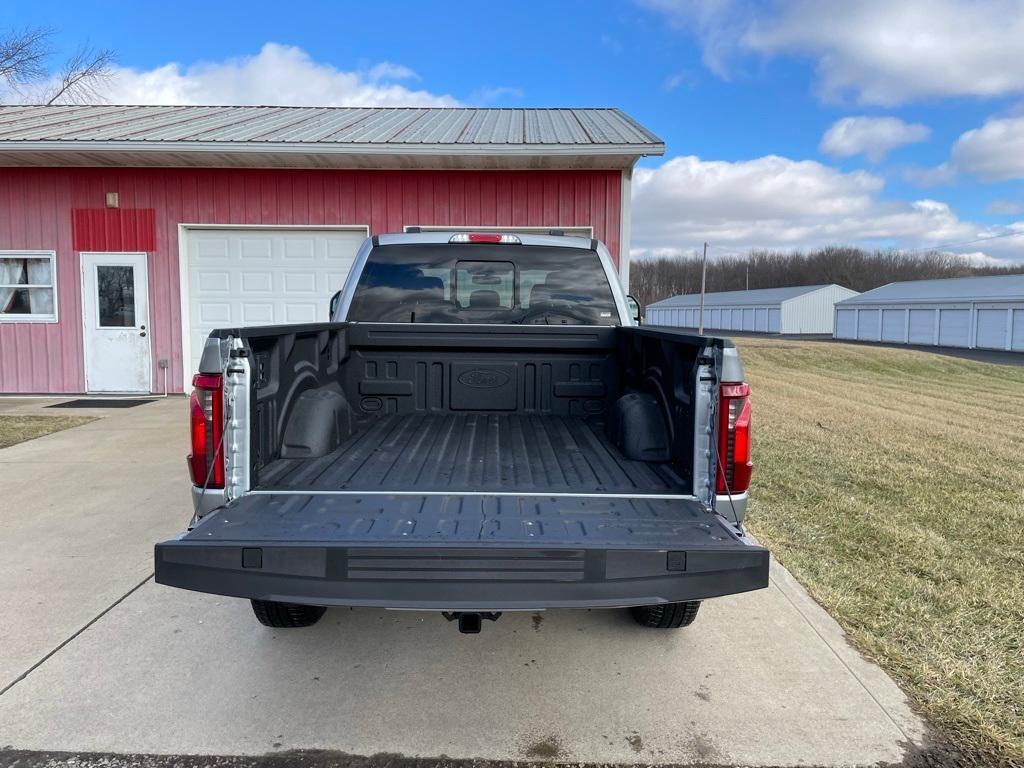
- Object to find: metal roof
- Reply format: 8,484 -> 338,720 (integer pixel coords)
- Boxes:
837,274 -> 1024,305
648,284 -> 845,308
0,105 -> 663,170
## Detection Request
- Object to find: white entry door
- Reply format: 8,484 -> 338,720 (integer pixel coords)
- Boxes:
81,252 -> 152,393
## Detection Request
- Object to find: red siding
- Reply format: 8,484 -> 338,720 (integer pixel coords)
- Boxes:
72,208 -> 157,252
0,167 -> 622,394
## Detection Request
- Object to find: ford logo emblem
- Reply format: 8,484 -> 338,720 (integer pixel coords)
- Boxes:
458,369 -> 510,388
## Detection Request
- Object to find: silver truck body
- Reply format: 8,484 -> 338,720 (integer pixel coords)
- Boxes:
161,232 -> 763,617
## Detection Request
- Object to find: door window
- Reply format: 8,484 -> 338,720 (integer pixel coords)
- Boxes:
96,265 -> 137,327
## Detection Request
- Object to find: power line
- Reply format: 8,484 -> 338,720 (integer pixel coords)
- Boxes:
898,229 -> 1024,255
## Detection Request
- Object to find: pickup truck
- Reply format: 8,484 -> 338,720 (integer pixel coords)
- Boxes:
155,231 -> 767,634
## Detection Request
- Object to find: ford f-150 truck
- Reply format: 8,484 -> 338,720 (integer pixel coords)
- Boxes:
155,231 -> 767,634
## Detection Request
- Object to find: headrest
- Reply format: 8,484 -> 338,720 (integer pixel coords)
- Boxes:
469,289 -> 500,308
540,270 -> 573,289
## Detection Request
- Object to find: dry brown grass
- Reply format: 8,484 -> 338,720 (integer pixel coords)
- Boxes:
0,414 -> 95,449
737,338 -> 1024,767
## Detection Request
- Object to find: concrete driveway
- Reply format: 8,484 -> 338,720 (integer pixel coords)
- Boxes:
0,397 -> 926,767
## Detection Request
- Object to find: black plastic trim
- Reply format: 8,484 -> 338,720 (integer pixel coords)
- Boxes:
155,540 -> 768,610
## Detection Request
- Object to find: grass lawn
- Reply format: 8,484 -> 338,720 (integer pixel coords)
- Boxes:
0,414 -> 96,449
736,338 -> 1024,767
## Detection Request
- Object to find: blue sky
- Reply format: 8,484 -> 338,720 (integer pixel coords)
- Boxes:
5,0 -> 1024,261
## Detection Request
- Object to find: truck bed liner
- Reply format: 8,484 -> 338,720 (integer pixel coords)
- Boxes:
258,413 -> 688,495
176,492 -> 728,547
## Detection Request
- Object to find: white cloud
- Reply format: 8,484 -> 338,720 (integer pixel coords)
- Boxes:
663,70 -> 697,91
93,43 -> 459,107
820,116 -> 930,162
746,0 -> 1024,105
950,115 -> 1024,181
470,85 -> 524,104
638,0 -> 755,79
641,0 -> 1024,105
364,62 -> 419,82
985,199 -> 1024,215
957,251 -> 1018,267
630,154 -> 1024,262
902,163 -> 956,188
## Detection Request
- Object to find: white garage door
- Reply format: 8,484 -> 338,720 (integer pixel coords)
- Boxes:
184,227 -> 367,374
908,309 -> 935,344
881,309 -> 905,342
768,308 -> 781,333
754,307 -> 768,332
938,309 -> 970,347
1013,309 -> 1024,351
835,309 -> 855,339
857,309 -> 880,341
975,309 -> 1007,350
974,309 -> 1007,352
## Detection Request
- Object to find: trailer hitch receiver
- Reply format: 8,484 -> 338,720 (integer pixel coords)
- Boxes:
442,612 -> 502,634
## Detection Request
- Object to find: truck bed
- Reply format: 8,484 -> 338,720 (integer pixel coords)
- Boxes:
257,413 -> 689,495
157,324 -> 771,611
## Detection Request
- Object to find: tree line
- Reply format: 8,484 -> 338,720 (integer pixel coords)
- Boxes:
630,247 -> 1024,309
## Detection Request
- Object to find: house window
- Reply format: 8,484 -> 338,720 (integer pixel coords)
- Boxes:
0,251 -> 58,322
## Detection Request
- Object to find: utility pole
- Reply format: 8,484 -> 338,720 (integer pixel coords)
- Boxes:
745,263 -> 749,291
698,241 -> 708,334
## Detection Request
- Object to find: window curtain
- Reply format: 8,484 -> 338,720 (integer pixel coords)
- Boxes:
0,258 -> 22,314
27,258 -> 54,315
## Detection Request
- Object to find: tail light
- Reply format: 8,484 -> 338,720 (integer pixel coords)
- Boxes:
716,382 -> 752,495
188,373 -> 224,488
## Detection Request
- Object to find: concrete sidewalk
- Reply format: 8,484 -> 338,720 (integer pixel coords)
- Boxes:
0,397 -> 927,766
0,397 -> 185,690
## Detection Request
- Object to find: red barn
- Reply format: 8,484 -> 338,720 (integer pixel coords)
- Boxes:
0,106 -> 662,394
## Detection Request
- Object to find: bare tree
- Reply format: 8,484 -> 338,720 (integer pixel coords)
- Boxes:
632,247 -> 1024,308
0,26 -> 113,105
44,45 -> 113,104
0,27 -> 51,89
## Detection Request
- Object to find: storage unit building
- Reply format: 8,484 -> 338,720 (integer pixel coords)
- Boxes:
0,105 -> 663,393
833,275 -> 1024,351
645,284 -> 858,335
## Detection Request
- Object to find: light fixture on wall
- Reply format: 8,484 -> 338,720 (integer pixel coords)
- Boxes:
105,192 -> 119,208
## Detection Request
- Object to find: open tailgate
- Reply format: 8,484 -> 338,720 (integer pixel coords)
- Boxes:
155,492 -> 768,611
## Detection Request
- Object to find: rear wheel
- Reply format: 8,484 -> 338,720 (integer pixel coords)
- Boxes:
630,601 -> 701,629
250,599 -> 326,628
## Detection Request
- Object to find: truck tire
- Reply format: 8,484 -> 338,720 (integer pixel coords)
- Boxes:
630,601 -> 701,628
250,599 -> 326,628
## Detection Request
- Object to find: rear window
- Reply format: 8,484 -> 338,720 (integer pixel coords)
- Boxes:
347,244 -> 619,325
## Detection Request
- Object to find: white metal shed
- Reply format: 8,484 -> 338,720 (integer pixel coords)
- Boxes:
645,284 -> 858,335
833,274 -> 1024,351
